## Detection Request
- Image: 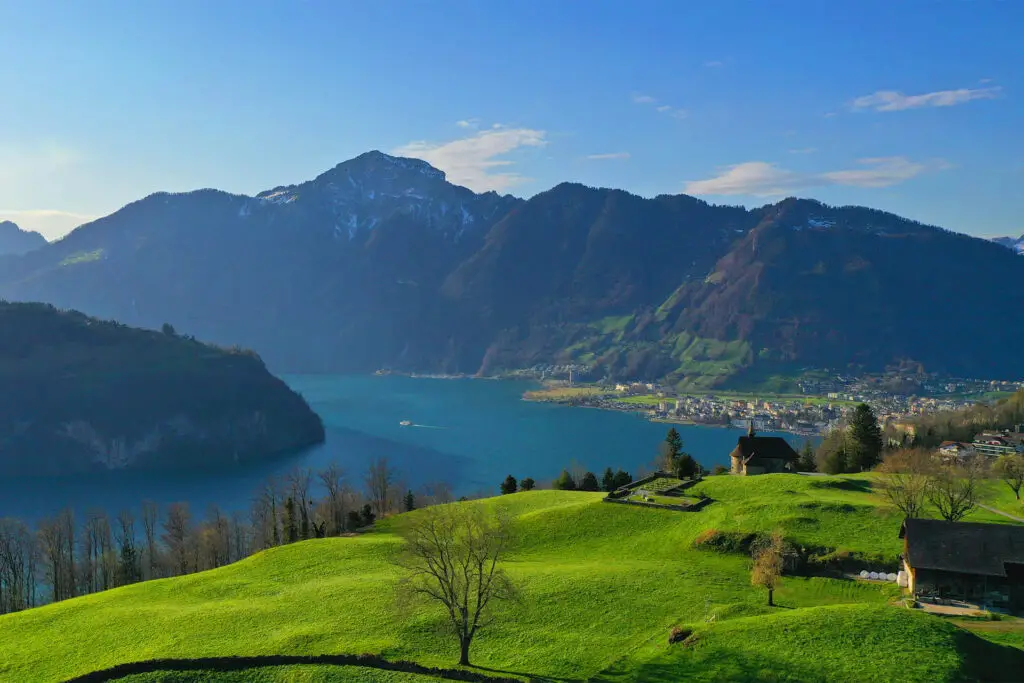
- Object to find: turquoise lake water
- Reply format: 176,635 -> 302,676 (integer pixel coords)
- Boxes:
0,375 -> 810,519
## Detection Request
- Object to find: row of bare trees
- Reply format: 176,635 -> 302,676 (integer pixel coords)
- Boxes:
878,449 -> 1024,522
0,456 -> 459,615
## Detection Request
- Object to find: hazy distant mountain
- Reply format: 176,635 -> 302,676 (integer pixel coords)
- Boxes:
2,151 -> 1023,387
0,221 -> 46,255
992,234 -> 1024,255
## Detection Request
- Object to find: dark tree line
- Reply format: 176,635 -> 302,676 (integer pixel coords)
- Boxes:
0,456 -> 457,616
896,389 -> 1024,449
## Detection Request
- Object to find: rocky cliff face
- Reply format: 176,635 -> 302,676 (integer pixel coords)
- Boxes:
0,302 -> 324,476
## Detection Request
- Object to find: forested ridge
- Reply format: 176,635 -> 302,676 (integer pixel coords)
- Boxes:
0,301 -> 324,475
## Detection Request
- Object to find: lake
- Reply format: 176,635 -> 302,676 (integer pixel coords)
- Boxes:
0,375 -> 811,520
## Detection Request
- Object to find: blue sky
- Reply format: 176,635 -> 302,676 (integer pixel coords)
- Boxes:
1,0 -> 1021,240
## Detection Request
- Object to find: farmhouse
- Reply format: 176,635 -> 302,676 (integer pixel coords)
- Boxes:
729,425 -> 799,475
900,518 -> 1024,613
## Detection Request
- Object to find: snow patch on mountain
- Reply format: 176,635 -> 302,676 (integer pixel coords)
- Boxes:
991,234 -> 1024,255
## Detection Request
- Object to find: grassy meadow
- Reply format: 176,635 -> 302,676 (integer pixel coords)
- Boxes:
1,474 -> 1022,682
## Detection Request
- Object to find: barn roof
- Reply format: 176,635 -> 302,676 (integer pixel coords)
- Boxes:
729,436 -> 799,462
900,518 -> 1024,577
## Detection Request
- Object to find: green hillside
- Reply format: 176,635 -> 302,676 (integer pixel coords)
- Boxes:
1,475 -> 1022,683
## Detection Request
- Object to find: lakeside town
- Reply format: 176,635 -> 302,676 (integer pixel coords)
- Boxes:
518,363 -> 1024,437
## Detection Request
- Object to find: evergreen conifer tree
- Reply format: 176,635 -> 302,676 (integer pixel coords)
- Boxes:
554,470 -> 577,491
284,497 -> 298,543
601,467 -> 616,492
520,477 -> 536,491
797,440 -> 817,472
500,475 -> 518,495
612,469 -> 633,489
579,471 -> 600,491
848,403 -> 883,471
404,490 -> 416,512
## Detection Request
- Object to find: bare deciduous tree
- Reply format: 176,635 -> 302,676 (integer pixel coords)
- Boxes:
162,503 -> 192,575
994,454 -> 1024,501
319,463 -> 348,535
141,501 -> 159,580
878,448 -> 934,519
287,468 -> 313,540
751,529 -> 785,607
0,518 -> 35,613
395,504 -> 517,666
927,461 -> 980,522
366,457 -> 395,518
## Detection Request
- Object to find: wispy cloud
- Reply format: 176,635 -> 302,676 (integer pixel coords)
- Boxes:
455,118 -> 480,129
788,147 -> 818,155
0,142 -> 81,183
0,209 -> 96,240
852,86 -> 1002,112
704,60 -> 724,68
684,157 -> 947,196
634,95 -> 686,119
585,152 -> 630,161
393,126 -> 547,192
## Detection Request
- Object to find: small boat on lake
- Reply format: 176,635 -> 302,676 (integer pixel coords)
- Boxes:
399,420 -> 412,427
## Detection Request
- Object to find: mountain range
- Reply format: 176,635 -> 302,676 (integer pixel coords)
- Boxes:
2,150 -> 1023,388
0,221 -> 47,256
992,234 -> 1024,255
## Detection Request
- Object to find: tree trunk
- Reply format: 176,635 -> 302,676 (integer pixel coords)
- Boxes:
768,588 -> 774,607
459,637 -> 471,666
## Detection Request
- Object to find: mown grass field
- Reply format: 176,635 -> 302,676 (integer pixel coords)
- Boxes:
1,475 -> 1022,683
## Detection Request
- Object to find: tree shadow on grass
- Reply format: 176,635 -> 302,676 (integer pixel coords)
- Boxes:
63,654 -> 525,683
472,664 -> 584,682
808,478 -> 873,493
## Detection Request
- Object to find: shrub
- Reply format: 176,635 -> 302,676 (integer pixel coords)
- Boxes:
520,477 -> 535,491
668,626 -> 693,644
712,464 -> 729,475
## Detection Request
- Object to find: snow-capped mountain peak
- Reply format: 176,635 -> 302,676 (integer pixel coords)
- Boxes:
991,234 -> 1024,255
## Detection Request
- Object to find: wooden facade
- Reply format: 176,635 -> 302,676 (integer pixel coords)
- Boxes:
900,518 -> 1024,613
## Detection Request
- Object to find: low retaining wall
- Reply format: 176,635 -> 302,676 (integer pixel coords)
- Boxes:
603,497 -> 712,513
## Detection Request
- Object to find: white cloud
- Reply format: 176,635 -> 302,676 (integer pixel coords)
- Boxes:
684,157 -> 947,196
0,209 -> 96,240
851,86 -> 1001,111
704,60 -> 724,68
455,119 -> 480,129
823,112 -> 838,118
585,152 -> 630,160
632,94 -> 657,104
392,126 -> 547,192
788,147 -> 818,154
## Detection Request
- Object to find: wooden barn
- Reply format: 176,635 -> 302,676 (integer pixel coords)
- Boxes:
900,518 -> 1024,613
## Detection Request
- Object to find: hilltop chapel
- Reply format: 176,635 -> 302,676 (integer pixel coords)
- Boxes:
729,423 -> 800,475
